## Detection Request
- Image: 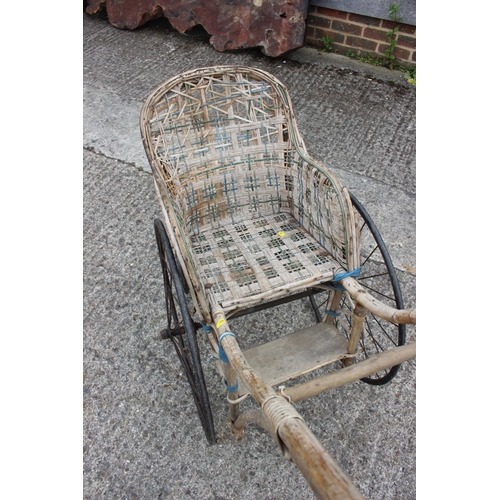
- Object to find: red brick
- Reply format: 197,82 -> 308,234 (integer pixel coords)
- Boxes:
345,35 -> 378,51
348,13 -> 381,26
381,19 -> 399,30
363,27 -> 388,42
399,23 -> 416,35
377,43 -> 411,61
377,43 -> 389,55
335,45 -> 356,56
307,14 -> 331,29
318,29 -> 344,44
316,7 -> 347,19
306,36 -> 322,48
412,51 -> 416,62
304,6 -> 416,62
398,34 -> 416,49
332,31 -> 345,44
393,46 -> 411,60
381,20 -> 415,34
331,20 -> 363,36
305,25 -> 316,40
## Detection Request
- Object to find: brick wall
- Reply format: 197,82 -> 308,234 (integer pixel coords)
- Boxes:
305,6 -> 416,66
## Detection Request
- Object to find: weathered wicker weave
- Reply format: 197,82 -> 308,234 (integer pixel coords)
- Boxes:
140,66 -> 360,322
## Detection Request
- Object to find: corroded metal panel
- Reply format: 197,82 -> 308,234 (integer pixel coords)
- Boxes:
85,0 -> 309,57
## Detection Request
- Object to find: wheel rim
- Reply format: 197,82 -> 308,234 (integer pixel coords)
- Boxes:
154,219 -> 217,443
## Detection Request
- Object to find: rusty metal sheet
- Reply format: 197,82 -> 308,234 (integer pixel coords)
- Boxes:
85,0 -> 308,57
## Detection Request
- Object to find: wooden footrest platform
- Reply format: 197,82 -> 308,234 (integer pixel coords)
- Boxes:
236,322 -> 348,397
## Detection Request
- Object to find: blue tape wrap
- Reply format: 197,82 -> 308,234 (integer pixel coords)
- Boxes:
332,266 -> 362,282
329,283 -> 345,291
218,332 -> 236,364
201,323 -> 213,333
224,380 -> 239,393
325,310 -> 340,317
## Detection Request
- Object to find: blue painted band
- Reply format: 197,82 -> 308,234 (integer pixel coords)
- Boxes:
332,266 -> 362,282
325,310 -> 340,317
218,332 -> 236,364
224,380 -> 239,393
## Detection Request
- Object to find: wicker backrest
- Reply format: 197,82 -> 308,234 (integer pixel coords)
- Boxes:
141,67 -> 359,299
142,67 -> 293,227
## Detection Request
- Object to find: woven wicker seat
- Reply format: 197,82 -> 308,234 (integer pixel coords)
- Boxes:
190,212 -> 341,310
141,66 -> 360,317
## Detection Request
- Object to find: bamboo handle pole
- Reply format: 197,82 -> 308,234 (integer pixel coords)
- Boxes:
211,306 -> 365,500
341,277 -> 416,325
285,342 -> 416,403
232,404 -> 365,499
232,343 -> 416,498
279,418 -> 365,500
223,361 -> 240,424
211,308 -> 246,423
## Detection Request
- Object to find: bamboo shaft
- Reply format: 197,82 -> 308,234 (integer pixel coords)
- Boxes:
279,418 -> 365,500
341,277 -> 416,324
232,344 -> 416,498
285,342 -> 416,403
213,307 -> 275,406
323,289 -> 343,325
346,303 -> 367,356
232,408 -> 364,499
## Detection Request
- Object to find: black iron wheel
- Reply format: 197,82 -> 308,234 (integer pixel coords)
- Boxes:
154,218 -> 217,443
310,194 -> 407,385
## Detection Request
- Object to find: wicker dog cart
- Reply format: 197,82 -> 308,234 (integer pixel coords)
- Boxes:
140,66 -> 416,500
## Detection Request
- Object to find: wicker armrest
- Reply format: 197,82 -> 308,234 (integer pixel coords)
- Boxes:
341,276 -> 416,324
284,151 -> 359,272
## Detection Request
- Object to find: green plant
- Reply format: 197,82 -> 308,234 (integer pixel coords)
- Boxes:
346,50 -> 356,58
384,3 -> 401,69
404,67 -> 416,86
357,53 -> 384,66
321,34 -> 334,52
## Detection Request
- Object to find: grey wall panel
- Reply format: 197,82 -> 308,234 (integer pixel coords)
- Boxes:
310,0 -> 416,25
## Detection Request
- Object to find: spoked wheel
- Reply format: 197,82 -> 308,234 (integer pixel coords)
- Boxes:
310,194 -> 407,385
154,218 -> 217,444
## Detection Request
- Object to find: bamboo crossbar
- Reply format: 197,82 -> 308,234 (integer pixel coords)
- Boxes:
285,341 -> 416,403
232,342 -> 416,429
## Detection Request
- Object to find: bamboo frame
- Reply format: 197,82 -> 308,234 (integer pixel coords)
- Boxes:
341,276 -> 416,324
141,66 -> 416,500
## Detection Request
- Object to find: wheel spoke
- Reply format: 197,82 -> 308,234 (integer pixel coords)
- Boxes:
154,219 -> 217,444
360,244 -> 379,265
